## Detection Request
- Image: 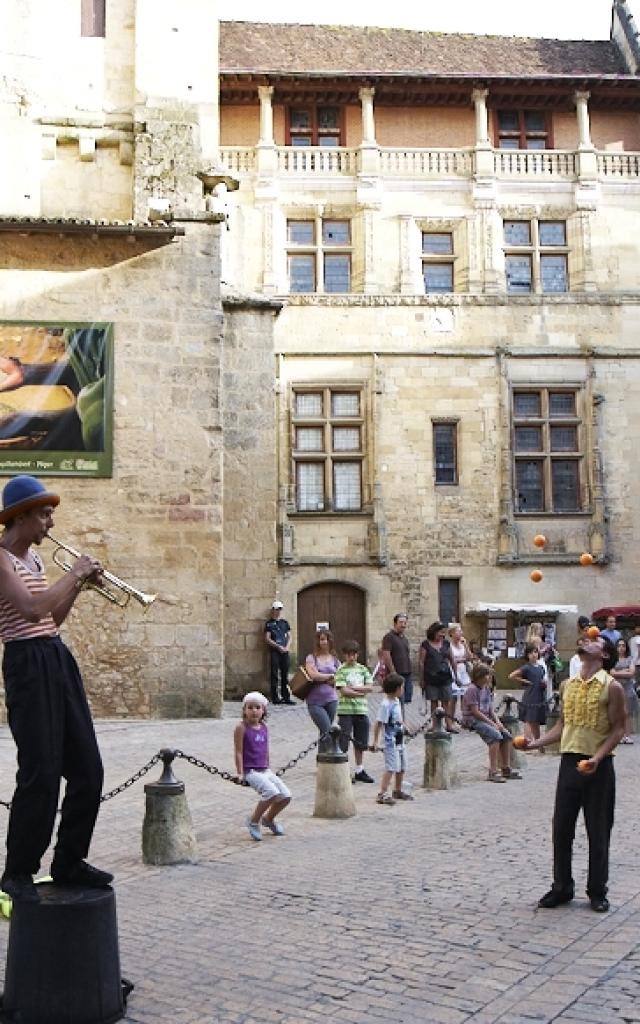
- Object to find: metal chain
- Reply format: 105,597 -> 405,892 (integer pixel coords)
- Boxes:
404,718 -> 432,743
100,753 -> 162,803
275,736 -> 319,776
173,749 -> 249,786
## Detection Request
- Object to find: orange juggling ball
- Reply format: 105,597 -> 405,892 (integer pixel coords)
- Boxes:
577,759 -> 591,774
530,570 -> 543,583
579,552 -> 594,566
533,534 -> 547,548
587,626 -> 600,639
513,735 -> 528,750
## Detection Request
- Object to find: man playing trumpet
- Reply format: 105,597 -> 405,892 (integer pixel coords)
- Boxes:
0,475 -> 112,902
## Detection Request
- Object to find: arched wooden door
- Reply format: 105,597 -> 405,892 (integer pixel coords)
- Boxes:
297,582 -> 366,664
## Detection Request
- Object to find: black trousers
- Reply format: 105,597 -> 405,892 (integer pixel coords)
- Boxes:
269,649 -> 291,702
552,753 -> 615,900
2,636 -> 103,877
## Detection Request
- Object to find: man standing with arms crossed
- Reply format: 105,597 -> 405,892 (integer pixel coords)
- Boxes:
526,631 -> 625,913
264,600 -> 293,704
0,475 -> 113,903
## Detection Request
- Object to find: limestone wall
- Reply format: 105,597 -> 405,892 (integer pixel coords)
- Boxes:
222,296 -> 282,697
0,225 -> 225,719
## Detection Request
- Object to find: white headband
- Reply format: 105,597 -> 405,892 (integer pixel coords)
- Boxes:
242,691 -> 268,707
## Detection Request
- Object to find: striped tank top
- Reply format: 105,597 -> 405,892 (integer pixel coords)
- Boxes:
0,550 -> 58,642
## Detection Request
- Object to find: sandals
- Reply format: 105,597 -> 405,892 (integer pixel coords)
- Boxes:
502,767 -> 522,780
376,793 -> 396,805
487,770 -> 507,783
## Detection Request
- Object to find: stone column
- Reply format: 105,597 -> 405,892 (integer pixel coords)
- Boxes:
471,88 -> 496,204
258,85 -> 275,146
574,90 -> 592,149
472,87 -> 490,147
574,90 -> 599,203
256,85 -> 277,179
357,86 -> 380,183
359,87 -> 376,145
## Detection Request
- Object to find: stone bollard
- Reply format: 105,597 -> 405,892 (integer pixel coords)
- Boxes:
142,749 -> 198,865
544,692 -> 562,754
423,710 -> 458,790
500,694 -> 526,769
313,724 -> 356,819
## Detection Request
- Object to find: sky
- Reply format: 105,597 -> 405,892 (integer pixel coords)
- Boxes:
221,0 -> 620,40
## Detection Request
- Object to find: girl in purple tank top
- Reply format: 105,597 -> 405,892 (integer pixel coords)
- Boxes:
234,692 -> 292,842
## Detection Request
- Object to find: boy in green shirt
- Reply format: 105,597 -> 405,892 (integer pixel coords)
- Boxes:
335,640 -> 374,783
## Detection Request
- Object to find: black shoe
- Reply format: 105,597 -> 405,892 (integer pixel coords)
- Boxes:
590,896 -> 610,913
272,697 -> 282,705
537,888 -> 574,909
1,874 -> 40,903
51,860 -> 114,888
354,770 -> 375,783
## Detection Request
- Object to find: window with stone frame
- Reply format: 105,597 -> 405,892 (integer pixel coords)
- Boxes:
422,231 -> 455,294
512,387 -> 584,514
287,107 -> 343,147
287,218 -> 351,294
292,387 -> 365,512
504,220 -> 569,295
433,420 -> 458,484
81,0 -> 105,36
495,110 -> 550,150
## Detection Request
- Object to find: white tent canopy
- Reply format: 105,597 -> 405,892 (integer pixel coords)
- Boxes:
465,602 -> 579,616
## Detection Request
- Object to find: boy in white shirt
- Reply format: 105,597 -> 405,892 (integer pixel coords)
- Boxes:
372,674 -> 413,805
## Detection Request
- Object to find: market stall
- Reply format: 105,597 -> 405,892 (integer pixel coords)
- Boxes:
465,602 -> 578,688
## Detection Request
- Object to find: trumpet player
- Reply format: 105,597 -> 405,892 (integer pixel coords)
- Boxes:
0,474 -> 112,903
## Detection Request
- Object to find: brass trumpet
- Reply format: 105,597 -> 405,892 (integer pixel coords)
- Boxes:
47,534 -> 156,610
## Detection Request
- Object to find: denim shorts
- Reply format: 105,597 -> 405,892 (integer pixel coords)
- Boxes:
469,720 -> 511,746
244,768 -> 291,801
383,737 -> 407,773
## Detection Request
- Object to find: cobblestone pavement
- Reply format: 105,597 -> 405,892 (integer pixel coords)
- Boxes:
1,695 -> 639,1024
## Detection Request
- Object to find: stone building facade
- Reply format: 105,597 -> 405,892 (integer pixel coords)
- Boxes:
219,2 -> 640,688
0,0 -> 239,716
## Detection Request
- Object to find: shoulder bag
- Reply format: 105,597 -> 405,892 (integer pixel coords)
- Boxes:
290,664 -> 314,700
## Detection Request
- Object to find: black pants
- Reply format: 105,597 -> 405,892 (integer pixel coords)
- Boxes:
2,636 -> 103,877
552,753 -> 615,900
269,649 -> 291,702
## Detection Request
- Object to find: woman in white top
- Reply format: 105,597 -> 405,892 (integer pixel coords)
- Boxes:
448,623 -> 471,718
611,637 -> 637,744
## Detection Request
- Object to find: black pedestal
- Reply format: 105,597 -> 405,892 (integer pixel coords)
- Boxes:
1,884 -> 125,1024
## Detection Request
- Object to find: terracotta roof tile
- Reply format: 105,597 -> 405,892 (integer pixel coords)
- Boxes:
219,21 -> 629,78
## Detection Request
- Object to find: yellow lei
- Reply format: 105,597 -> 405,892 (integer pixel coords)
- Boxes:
563,676 -> 607,729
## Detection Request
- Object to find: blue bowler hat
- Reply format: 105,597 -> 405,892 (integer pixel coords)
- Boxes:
0,475 -> 60,525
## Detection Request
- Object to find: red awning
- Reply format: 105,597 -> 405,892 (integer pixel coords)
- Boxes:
592,606 -> 640,619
